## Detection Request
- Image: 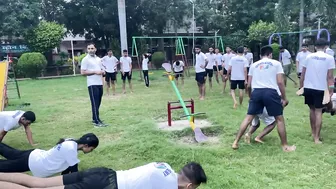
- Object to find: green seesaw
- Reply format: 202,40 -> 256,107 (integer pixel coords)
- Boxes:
162,63 -> 208,143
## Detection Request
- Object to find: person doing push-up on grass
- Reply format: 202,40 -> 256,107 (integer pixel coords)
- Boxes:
0,133 -> 98,178
0,162 -> 207,189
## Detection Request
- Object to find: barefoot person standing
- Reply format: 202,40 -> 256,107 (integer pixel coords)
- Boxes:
232,45 -> 295,152
227,46 -> 248,109
101,49 -> 119,96
81,44 -> 108,127
195,45 -> 208,100
300,38 -> 335,144
120,50 -> 133,94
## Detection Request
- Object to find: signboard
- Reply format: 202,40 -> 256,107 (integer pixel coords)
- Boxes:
0,45 -> 29,53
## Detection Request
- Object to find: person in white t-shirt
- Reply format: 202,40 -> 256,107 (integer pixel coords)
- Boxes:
299,38 -> 335,144
0,110 -> 36,146
227,47 -> 248,109
221,46 -> 235,94
325,47 -> 335,58
296,44 -> 311,79
244,46 -> 254,93
101,49 -> 119,96
232,45 -> 296,152
120,50 -> 133,94
245,101 -> 289,144
0,133 -> 98,178
214,48 -> 223,84
0,162 -> 207,189
142,53 -> 150,88
173,60 -> 185,86
205,47 -> 216,90
81,44 -> 107,127
280,46 -> 297,87
195,45 -> 208,100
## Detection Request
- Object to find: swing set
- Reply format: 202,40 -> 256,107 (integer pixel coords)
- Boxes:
131,36 -> 225,79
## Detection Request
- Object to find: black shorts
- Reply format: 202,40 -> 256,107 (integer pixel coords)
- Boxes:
105,72 -> 116,82
175,71 -> 184,78
195,72 -> 206,84
231,80 -> 245,90
297,72 -> 301,79
206,69 -> 214,78
223,68 -> 228,75
247,88 -> 283,117
63,167 -> 118,189
213,65 -> 222,71
121,72 -> 132,81
304,88 -> 324,109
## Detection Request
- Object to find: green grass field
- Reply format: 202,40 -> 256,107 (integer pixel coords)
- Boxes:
4,70 -> 336,189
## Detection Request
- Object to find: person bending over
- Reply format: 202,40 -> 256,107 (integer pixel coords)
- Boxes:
232,45 -> 295,152
173,60 -> 185,86
0,133 -> 98,178
0,110 -> 36,146
0,162 -> 207,189
245,100 -> 289,144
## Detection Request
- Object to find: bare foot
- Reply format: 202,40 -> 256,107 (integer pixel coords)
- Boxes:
282,145 -> 296,152
131,91 -> 134,94
200,97 -> 205,101
254,138 -> 264,144
233,103 -> 237,109
314,139 -> 322,144
244,133 -> 251,144
232,143 -> 239,150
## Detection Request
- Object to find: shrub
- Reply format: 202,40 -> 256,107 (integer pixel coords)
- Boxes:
271,43 -> 280,61
78,53 -> 87,65
151,51 -> 165,69
17,53 -> 47,79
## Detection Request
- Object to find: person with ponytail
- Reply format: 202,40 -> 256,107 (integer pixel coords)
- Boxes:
0,133 -> 99,178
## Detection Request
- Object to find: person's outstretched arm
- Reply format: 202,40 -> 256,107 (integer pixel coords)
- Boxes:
24,125 -> 37,146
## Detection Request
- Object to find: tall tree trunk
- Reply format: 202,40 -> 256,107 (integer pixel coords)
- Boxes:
299,0 -> 304,49
118,0 -> 128,53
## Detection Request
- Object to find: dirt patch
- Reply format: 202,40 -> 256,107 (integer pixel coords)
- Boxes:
176,135 -> 220,145
157,119 -> 212,131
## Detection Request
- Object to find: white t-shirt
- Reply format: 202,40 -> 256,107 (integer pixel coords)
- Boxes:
302,51 -> 335,91
252,107 -> 275,126
229,55 -> 249,80
249,58 -> 284,95
280,49 -> 291,65
326,47 -> 335,58
205,53 -> 216,69
81,55 -> 103,87
296,51 -> 311,73
120,56 -> 132,72
28,140 -> 80,178
244,52 -> 253,67
117,162 -> 178,189
222,53 -> 236,70
102,55 -> 118,73
195,52 -> 207,73
0,110 -> 24,132
215,53 -> 222,66
173,61 -> 184,72
142,58 -> 149,71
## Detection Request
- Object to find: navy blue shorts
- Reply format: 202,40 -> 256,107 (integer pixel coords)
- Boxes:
304,88 -> 324,109
247,88 -> 283,117
195,72 -> 206,84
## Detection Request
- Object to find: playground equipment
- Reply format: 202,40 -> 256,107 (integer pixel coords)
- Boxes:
132,35 -> 224,79
268,28 -> 331,46
162,63 -> 207,143
0,61 -> 8,111
167,99 -> 194,127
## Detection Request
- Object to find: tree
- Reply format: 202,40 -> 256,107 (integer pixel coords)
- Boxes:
0,0 -> 41,39
24,21 -> 65,53
248,20 -> 278,43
